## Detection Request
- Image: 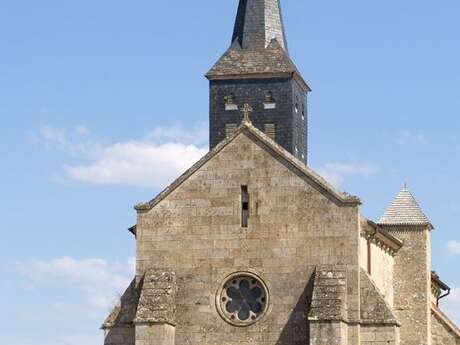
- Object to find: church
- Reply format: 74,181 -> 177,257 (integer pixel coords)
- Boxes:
101,1 -> 459,344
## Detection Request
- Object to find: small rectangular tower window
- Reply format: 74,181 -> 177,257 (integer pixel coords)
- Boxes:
264,91 -> 276,109
225,123 -> 237,138
241,185 -> 249,228
264,124 -> 276,140
224,94 -> 238,111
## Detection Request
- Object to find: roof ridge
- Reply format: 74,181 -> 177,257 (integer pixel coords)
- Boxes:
431,304 -> 460,337
135,121 -> 360,212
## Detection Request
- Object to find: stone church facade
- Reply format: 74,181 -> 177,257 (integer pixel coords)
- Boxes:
101,1 -> 459,344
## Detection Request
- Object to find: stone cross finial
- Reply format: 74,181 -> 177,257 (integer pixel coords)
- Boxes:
241,103 -> 253,124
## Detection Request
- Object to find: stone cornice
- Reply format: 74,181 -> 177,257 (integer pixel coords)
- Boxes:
361,218 -> 403,255
206,71 -> 311,92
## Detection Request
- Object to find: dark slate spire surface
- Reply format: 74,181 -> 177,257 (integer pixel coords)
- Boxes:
207,0 -> 309,91
231,0 -> 288,52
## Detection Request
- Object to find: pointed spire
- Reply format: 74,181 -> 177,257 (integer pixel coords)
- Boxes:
378,185 -> 432,227
231,0 -> 288,52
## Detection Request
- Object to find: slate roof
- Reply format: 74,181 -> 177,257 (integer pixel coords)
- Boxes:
208,38 -> 295,76
378,186 -> 432,227
135,120 -> 360,212
206,0 -> 311,91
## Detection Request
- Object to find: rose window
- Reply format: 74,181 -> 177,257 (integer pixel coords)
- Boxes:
217,273 -> 269,326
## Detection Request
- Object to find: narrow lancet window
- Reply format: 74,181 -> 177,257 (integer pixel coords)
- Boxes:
241,186 -> 249,228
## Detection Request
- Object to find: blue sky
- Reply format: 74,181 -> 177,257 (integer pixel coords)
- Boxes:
1,0 -> 459,343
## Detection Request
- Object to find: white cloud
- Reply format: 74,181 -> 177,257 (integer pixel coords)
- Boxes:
40,125 -> 69,149
317,162 -> 379,187
39,125 -> 96,155
39,123 -> 208,188
447,241 -> 460,255
441,287 -> 460,325
74,125 -> 90,136
65,141 -> 206,188
393,130 -> 428,145
147,123 -> 208,146
17,256 -> 135,310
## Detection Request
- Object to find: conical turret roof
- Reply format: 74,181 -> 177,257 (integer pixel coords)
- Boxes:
378,186 -> 432,227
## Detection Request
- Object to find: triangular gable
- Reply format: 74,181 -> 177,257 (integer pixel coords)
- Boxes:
135,121 -> 360,212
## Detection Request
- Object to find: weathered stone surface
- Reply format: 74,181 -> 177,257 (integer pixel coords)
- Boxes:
308,266 -> 347,322
99,1 -> 460,344
360,269 -> 399,325
135,269 -> 176,325
360,324 -> 400,345
135,129 -> 361,345
381,226 -> 433,345
101,115 -> 459,345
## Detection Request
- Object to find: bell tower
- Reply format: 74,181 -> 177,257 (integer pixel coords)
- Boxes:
206,0 -> 311,163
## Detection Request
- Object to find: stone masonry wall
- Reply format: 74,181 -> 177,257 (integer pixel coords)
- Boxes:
359,223 -> 395,306
103,326 -> 135,345
369,242 -> 394,306
386,228 -> 432,345
136,133 -> 360,345
432,311 -> 458,345
360,325 -> 400,345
